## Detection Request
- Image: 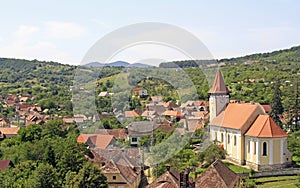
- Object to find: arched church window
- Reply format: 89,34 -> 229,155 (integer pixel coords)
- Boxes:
248,140 -> 250,153
234,135 -> 236,146
254,141 -> 256,155
221,133 -> 224,142
227,134 -> 230,144
263,142 -> 267,156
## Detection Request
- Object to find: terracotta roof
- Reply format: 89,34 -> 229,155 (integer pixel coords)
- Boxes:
245,115 -> 288,138
96,129 -> 127,140
163,110 -> 182,117
210,103 -> 264,131
208,70 -> 229,94
261,104 -> 272,113
125,110 -> 140,118
0,127 -> 20,135
77,134 -> 96,143
195,159 -> 239,188
133,87 -> 144,91
0,160 -> 13,170
87,135 -> 115,149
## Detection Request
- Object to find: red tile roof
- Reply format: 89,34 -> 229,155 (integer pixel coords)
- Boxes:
210,103 -> 264,132
0,160 -> 13,170
245,115 -> 288,138
87,135 -> 115,149
0,127 -> 20,135
125,110 -> 140,118
208,70 -> 229,94
77,134 -> 115,149
163,110 -> 182,117
195,159 -> 239,188
261,104 -> 272,113
96,129 -> 127,140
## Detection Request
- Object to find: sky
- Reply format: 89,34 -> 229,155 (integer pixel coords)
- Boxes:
0,0 -> 300,66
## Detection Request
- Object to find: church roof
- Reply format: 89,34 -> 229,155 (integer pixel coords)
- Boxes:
245,114 -> 288,138
208,69 -> 229,94
210,103 -> 263,130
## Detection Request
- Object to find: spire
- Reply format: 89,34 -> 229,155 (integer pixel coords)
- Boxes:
208,69 -> 229,94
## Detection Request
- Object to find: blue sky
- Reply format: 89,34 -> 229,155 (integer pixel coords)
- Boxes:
0,0 -> 299,65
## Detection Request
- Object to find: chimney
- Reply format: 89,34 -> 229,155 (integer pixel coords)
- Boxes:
180,168 -> 190,188
165,164 -> 171,171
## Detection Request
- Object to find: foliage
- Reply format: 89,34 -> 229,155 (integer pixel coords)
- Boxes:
0,119 -> 107,187
64,162 -> 107,188
288,131 -> 300,165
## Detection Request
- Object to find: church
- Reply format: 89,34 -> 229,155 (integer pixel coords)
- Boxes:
209,70 -> 292,171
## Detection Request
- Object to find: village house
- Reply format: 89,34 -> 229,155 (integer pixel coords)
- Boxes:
127,121 -> 158,146
90,148 -> 142,188
0,127 -> 20,140
209,70 -> 292,171
0,118 -> 10,127
132,87 -> 148,98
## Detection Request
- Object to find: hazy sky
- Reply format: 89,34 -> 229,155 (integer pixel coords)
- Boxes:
0,0 -> 299,65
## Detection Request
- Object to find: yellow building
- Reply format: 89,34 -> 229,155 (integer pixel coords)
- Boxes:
209,70 -> 291,170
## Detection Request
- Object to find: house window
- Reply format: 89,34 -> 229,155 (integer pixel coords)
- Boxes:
132,137 -> 137,142
234,135 -> 236,146
254,142 -> 256,155
221,133 -> 224,142
215,132 -> 217,140
112,176 -> 116,180
248,140 -> 251,153
227,134 -> 230,144
262,142 -> 267,156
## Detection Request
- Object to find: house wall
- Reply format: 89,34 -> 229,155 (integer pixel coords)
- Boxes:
106,173 -> 140,188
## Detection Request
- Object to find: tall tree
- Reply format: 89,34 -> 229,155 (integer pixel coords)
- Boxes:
270,82 -> 284,127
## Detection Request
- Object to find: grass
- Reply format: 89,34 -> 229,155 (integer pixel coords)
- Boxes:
255,175 -> 298,188
223,161 -> 251,173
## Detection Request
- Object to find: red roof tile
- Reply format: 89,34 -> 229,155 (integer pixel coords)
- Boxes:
0,160 -> 12,170
210,103 -> 264,132
245,115 -> 288,138
125,110 -> 140,118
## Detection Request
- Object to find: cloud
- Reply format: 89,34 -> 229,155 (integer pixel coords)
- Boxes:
0,24 -> 79,64
44,21 -> 87,39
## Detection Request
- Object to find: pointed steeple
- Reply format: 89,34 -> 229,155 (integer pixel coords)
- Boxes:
208,69 -> 229,94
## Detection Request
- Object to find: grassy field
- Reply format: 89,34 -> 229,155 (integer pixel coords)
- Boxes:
255,175 -> 298,188
223,161 -> 251,173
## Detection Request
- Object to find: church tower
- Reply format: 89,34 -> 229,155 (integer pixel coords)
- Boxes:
209,69 -> 229,122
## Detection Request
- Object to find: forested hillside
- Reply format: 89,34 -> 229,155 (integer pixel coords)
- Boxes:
0,45 -> 300,117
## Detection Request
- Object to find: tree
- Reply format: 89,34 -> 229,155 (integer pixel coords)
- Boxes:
29,163 -> 59,188
65,162 -> 107,188
270,82 -> 284,127
200,143 -> 226,165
